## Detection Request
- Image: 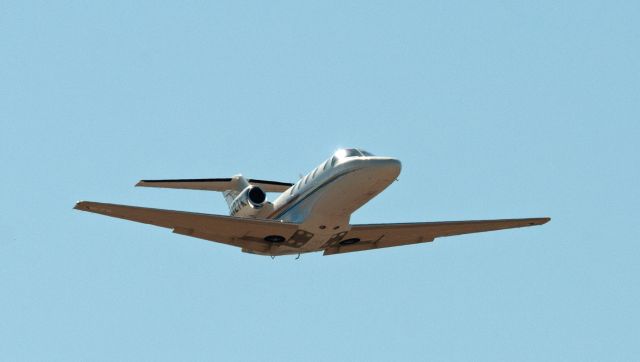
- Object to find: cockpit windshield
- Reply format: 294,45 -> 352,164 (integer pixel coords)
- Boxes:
334,148 -> 361,158
330,148 -> 375,167
333,148 -> 375,159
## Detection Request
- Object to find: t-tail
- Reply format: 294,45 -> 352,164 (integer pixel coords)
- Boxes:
135,175 -> 293,218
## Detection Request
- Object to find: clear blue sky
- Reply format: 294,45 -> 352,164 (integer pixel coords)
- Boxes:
1,1 -> 638,360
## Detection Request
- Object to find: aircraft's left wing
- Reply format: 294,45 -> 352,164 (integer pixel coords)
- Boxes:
74,201 -> 299,254
323,217 -> 550,255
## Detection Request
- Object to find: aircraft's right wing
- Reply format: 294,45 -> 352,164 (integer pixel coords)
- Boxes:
323,217 -> 550,255
74,201 -> 300,254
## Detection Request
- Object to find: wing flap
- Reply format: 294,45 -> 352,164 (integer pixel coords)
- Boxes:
324,217 -> 550,256
74,201 -> 298,251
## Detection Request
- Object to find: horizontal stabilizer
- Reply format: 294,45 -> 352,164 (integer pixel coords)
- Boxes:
136,178 -> 293,193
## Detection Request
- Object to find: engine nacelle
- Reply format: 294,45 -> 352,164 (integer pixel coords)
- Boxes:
229,186 -> 272,218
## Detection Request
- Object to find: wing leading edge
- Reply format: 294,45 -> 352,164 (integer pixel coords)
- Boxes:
74,201 -> 299,254
74,202 -> 548,256
323,217 -> 550,255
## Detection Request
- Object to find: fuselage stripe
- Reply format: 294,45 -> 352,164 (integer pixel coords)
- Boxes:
268,168 -> 361,220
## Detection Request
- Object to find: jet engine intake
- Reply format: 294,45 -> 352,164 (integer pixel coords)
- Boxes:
230,186 -> 271,217
248,186 -> 266,206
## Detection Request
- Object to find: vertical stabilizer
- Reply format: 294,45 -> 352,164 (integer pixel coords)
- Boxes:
222,175 -> 251,208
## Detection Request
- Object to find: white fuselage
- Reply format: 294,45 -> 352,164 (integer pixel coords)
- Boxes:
265,153 -> 401,254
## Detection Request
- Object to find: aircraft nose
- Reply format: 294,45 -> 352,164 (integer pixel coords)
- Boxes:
371,157 -> 402,178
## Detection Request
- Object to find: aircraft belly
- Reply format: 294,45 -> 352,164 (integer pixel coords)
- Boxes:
273,167 -> 396,252
309,166 -> 395,218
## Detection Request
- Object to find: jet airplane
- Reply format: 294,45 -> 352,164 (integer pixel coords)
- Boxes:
74,148 -> 549,256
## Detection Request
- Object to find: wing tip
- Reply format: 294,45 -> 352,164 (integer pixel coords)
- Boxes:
526,217 -> 550,226
74,200 -> 108,212
74,200 -> 88,210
